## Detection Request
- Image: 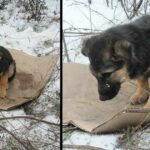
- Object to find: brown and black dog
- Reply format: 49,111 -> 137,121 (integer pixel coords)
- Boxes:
0,46 -> 16,98
81,15 -> 150,108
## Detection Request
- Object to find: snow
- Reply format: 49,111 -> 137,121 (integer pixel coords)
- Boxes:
0,2 -> 59,56
64,131 -> 122,150
0,0 -> 60,149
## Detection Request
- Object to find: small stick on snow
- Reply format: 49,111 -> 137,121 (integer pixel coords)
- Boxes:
63,144 -> 106,150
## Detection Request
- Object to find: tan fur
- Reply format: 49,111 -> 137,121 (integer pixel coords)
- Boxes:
0,72 -> 8,98
130,78 -> 149,104
110,65 -> 128,83
110,65 -> 150,105
114,40 -> 130,57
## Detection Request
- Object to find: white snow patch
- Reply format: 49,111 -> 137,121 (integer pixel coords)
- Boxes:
64,131 -> 122,150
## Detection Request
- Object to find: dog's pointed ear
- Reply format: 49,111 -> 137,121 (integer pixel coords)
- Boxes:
114,40 -> 134,59
81,38 -> 91,56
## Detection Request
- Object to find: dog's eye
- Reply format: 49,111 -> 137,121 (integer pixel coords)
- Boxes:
102,73 -> 111,78
112,55 -> 121,62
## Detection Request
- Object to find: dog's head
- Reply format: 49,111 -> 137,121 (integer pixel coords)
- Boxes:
81,33 -> 137,101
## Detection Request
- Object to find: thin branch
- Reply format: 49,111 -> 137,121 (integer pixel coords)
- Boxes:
63,144 -> 106,150
106,0 -> 109,7
134,0 -> 143,11
120,0 -> 143,20
64,27 -> 102,32
0,116 -> 59,126
72,1 -> 115,24
63,31 -> 71,62
111,0 -> 113,9
64,31 -> 100,35
0,125 -> 31,150
63,126 -> 78,133
88,0 -> 92,31
130,0 -> 143,18
120,0 -> 130,19
144,0 -> 149,14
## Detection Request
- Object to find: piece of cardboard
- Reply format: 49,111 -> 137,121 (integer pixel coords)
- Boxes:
0,49 -> 58,110
63,63 -> 150,133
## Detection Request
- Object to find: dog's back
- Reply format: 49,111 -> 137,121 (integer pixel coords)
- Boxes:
131,15 -> 150,29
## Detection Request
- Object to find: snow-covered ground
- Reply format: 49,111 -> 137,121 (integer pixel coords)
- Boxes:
63,0 -> 150,150
0,0 -> 60,149
0,0 -> 59,56
63,130 -> 122,150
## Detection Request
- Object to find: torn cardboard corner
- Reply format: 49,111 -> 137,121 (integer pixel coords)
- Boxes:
0,49 -> 58,110
63,63 -> 150,133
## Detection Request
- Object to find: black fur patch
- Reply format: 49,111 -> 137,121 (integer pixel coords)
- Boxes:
0,46 -> 16,81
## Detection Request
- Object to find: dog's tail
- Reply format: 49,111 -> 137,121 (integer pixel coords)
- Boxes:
8,60 -> 16,82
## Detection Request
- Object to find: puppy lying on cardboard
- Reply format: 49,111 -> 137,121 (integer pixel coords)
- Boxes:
0,46 -> 16,98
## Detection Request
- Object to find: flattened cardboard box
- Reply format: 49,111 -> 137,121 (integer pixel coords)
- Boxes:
63,63 -> 150,133
0,49 -> 58,110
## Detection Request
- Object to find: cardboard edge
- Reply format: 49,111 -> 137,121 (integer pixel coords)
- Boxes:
63,120 -> 94,133
63,110 -> 150,133
63,103 -> 150,133
0,97 -> 31,110
92,110 -> 150,133
35,54 -> 59,96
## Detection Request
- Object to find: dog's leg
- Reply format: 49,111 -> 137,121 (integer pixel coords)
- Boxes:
144,97 -> 150,109
0,72 -> 8,98
130,78 -> 149,105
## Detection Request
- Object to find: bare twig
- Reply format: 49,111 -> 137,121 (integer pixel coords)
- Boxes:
63,144 -> 106,150
120,0 -> 143,20
144,0 -> 149,14
106,0 -> 109,7
0,125 -> 31,150
64,31 -> 100,35
0,116 -> 59,126
88,0 -> 92,31
72,1 -> 115,24
120,0 -> 130,19
63,31 -> 71,62
63,126 -> 77,133
64,27 -> 101,32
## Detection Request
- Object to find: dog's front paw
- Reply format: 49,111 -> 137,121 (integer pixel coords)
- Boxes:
0,90 -> 7,98
130,92 -> 149,105
0,86 -> 7,98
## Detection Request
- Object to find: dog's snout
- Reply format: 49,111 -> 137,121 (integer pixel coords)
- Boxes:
99,95 -> 111,101
98,80 -> 121,101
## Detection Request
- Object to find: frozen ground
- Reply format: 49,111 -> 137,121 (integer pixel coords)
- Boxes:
63,130 -> 122,150
0,0 -> 60,149
63,0 -> 150,150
